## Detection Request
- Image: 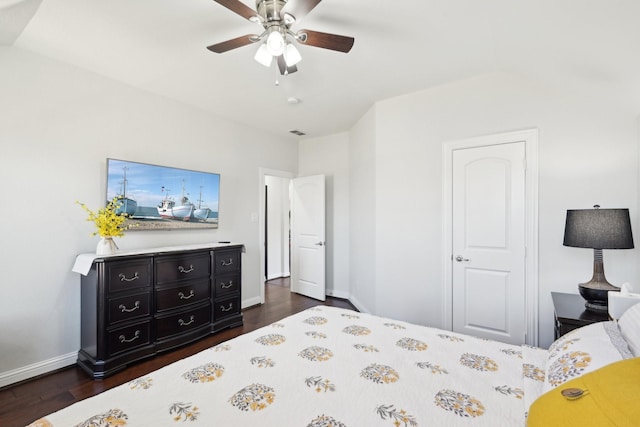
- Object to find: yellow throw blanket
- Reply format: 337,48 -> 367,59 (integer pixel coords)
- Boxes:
528,357 -> 640,426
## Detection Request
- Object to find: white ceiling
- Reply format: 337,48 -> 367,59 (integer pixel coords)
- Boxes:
4,0 -> 640,138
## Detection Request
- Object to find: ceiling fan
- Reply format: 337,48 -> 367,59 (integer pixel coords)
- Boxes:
207,0 -> 355,75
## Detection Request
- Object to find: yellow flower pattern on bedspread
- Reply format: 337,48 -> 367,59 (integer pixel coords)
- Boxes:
24,420 -> 53,427
229,383 -> 276,411
76,408 -> 129,427
255,333 -> 287,345
396,337 -> 428,351
434,389 -> 485,418
361,363 -> 400,384
546,351 -> 591,386
182,363 -> 224,383
342,325 -> 371,336
459,353 -> 499,372
523,363 -> 545,382
28,306 -> 543,426
303,316 -> 328,325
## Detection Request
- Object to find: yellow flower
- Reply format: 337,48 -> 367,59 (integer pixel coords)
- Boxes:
77,197 -> 133,237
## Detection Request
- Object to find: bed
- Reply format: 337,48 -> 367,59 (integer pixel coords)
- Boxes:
27,303 -> 639,426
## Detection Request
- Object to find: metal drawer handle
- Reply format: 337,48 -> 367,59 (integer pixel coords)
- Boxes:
119,301 -> 140,313
178,290 -> 195,300
178,315 -> 195,326
118,272 -> 139,282
220,281 -> 233,289
221,259 -> 233,267
220,303 -> 233,312
178,265 -> 195,274
119,330 -> 140,343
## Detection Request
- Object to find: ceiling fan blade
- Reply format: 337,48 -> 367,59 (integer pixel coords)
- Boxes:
207,34 -> 260,53
213,0 -> 259,21
296,29 -> 354,53
276,55 -> 298,75
280,0 -> 322,22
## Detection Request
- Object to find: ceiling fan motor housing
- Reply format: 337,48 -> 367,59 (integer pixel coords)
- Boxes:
256,0 -> 287,24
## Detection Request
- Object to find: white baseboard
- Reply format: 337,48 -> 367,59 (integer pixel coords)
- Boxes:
325,289 -> 350,300
0,352 -> 77,388
242,295 -> 262,309
346,295 -> 371,314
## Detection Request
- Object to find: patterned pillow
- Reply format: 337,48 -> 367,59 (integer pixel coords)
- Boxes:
618,301 -> 640,356
542,321 -> 632,393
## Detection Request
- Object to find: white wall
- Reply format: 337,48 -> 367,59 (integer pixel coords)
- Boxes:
351,72 -> 638,347
265,175 -> 290,280
348,108 -> 378,312
298,133 -> 350,299
0,47 -> 298,385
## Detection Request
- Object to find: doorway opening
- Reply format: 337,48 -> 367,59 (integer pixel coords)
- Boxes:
259,168 -> 295,304
264,175 -> 291,282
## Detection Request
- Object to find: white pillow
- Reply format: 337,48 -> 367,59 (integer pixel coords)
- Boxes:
618,301 -> 640,356
543,321 -> 631,392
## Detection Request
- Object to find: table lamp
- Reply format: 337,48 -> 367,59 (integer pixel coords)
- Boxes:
563,205 -> 634,312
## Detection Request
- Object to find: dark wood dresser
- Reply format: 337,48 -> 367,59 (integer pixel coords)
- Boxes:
75,244 -> 243,378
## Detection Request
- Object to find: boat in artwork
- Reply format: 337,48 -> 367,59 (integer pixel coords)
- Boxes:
193,206 -> 210,220
157,197 -> 194,220
193,185 -> 211,221
114,166 -> 137,216
115,197 -> 137,216
157,182 -> 195,221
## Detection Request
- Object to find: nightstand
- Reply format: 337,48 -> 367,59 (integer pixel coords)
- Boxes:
552,292 -> 610,340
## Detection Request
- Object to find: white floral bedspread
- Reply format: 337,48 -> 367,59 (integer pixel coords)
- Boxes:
28,306 -> 547,426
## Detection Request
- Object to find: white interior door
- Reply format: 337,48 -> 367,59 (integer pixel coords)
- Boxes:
452,141 -> 526,344
290,175 -> 326,301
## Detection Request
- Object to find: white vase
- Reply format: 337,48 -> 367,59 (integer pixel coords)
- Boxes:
96,236 -> 118,255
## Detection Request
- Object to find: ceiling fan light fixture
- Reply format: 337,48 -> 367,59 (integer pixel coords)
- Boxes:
254,43 -> 272,67
284,43 -> 302,66
283,12 -> 296,25
266,29 -> 285,56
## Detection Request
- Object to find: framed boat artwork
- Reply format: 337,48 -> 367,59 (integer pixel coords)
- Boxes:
106,158 -> 220,231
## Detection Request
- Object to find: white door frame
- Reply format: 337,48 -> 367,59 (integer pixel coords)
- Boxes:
258,167 -> 295,305
442,129 -> 539,346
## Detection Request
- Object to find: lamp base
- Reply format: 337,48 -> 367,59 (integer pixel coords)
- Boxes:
578,280 -> 619,313
577,250 -> 621,313
584,300 -> 609,312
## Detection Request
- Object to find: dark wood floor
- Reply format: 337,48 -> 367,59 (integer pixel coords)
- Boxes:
0,279 -> 356,427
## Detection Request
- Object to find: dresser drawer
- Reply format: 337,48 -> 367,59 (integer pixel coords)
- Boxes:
155,252 -> 210,285
155,279 -> 210,312
213,274 -> 240,298
106,259 -> 152,293
213,296 -> 241,321
213,249 -> 241,275
108,291 -> 151,325
155,304 -> 210,340
107,321 -> 152,357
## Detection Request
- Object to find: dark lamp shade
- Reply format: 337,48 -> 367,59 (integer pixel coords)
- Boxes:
563,208 -> 634,249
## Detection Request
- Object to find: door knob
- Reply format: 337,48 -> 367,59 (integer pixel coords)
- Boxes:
315,241 -> 325,246
455,255 -> 470,262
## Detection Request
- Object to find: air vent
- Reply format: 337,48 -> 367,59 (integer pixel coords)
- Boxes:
289,130 -> 306,136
